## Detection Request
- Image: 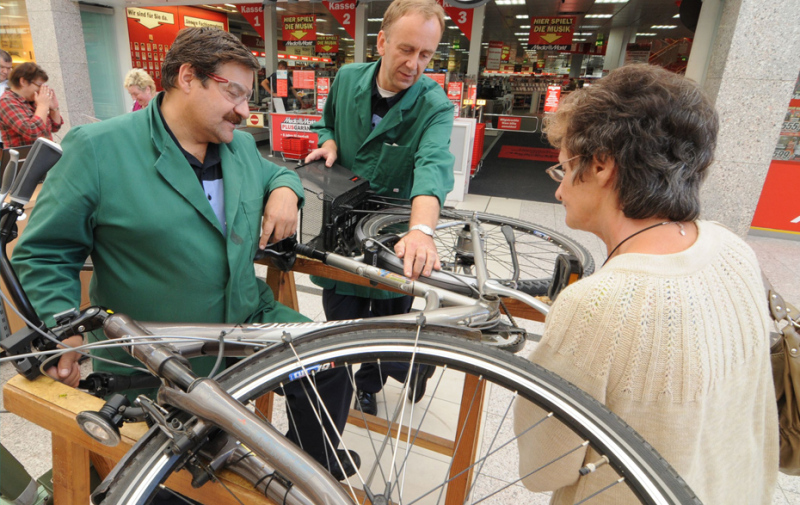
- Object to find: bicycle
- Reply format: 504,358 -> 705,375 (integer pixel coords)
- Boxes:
0,139 -> 699,505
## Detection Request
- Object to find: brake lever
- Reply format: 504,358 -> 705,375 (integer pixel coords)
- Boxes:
254,234 -> 298,272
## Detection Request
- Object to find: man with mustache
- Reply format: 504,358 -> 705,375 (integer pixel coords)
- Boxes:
299,0 -> 454,451
12,26 -> 308,468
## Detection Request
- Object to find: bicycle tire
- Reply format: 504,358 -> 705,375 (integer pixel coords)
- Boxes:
93,324 -> 697,505
354,208 -> 595,297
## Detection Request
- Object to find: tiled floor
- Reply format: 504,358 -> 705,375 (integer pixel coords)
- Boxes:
2,193 -> 799,503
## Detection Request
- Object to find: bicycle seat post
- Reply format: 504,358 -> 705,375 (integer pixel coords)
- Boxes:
467,214 -> 491,296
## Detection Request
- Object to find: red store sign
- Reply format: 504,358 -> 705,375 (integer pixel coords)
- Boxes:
544,85 -> 562,113
270,113 -> 322,153
497,117 -> 521,130
316,77 -> 330,113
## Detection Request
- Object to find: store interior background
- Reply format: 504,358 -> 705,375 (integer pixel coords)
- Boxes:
1,0 -> 797,242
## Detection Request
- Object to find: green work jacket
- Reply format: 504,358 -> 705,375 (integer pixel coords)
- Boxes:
11,95 -> 307,393
310,60 -> 455,299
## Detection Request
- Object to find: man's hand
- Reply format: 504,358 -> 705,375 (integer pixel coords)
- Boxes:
260,187 -> 299,249
46,335 -> 83,388
395,231 -> 441,280
304,139 -> 338,167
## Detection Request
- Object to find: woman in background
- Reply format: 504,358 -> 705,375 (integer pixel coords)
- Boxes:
124,68 -> 155,111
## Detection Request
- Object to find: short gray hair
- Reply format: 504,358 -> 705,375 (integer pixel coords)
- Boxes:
381,0 -> 445,37
545,64 -> 719,222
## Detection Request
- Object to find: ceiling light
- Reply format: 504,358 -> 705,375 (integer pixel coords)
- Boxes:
448,26 -> 460,29
317,18 -> 327,22
582,25 -> 601,29
573,38 -> 587,42
586,14 -> 612,18
519,25 -> 530,29
516,14 -> 529,19
367,33 -> 378,36
594,0 -> 628,3
514,32 -> 528,36
574,32 -> 593,36
636,33 -> 657,36
368,18 -> 383,22
224,3 -> 236,7
651,25 -> 677,29
673,13 -> 680,18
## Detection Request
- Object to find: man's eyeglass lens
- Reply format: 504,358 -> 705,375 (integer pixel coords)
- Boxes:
207,73 -> 252,105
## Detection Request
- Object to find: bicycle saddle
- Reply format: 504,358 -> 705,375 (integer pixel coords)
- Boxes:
253,234 -> 297,272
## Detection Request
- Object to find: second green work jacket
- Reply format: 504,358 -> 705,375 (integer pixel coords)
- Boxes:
310,60 -> 455,298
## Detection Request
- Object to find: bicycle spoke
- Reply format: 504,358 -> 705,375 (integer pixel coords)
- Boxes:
464,390 -> 516,502
347,361 -> 393,493
285,342 -> 362,501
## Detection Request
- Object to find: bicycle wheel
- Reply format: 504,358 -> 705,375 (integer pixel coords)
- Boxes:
93,324 -> 697,505
354,208 -> 595,296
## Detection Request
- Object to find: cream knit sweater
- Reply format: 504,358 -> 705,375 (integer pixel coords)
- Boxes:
514,220 -> 779,504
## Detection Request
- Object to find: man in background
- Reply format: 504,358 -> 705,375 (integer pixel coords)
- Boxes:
260,60 -> 302,111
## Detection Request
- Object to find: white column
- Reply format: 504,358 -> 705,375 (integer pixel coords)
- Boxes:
26,0 -> 94,134
466,4 -> 485,79
602,27 -> 629,72
112,7 -> 134,113
354,2 -> 368,63
263,2 -> 279,74
569,54 -> 584,78
699,0 -> 800,235
684,0 -> 723,85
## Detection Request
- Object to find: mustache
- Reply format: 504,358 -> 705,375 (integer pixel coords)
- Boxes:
224,112 -> 244,124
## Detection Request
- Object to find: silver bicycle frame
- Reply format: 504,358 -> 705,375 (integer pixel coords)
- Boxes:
98,218 -> 552,505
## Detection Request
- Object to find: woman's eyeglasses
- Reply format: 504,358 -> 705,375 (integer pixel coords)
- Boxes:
545,155 -> 582,183
207,73 -> 253,105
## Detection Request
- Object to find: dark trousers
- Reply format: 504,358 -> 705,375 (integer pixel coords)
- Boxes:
281,290 -> 426,466
282,365 -> 352,465
321,290 -> 425,393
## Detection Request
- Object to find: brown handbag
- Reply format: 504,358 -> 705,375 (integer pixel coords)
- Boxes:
766,279 -> 800,474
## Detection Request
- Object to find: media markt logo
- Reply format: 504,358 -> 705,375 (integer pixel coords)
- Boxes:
280,117 -> 317,132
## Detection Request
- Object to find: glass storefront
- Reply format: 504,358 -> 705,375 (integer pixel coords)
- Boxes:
0,0 -> 35,64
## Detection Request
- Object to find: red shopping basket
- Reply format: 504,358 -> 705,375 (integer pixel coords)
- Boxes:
470,123 -> 486,175
283,137 -> 310,161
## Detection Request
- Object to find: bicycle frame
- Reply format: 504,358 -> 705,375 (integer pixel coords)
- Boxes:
82,225 -> 552,505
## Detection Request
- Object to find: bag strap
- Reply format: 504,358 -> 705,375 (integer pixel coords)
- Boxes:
764,273 -> 800,350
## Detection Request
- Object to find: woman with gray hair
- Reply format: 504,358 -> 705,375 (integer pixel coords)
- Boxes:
123,68 -> 156,111
514,64 -> 778,503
